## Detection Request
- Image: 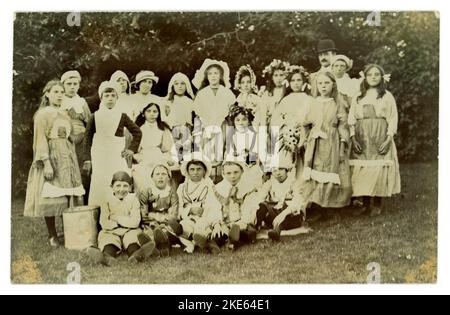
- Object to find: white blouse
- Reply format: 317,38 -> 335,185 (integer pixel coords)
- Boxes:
336,74 -> 361,98
137,121 -> 175,164
348,89 -> 398,137
271,92 -> 314,127
193,85 -> 236,127
162,95 -> 194,128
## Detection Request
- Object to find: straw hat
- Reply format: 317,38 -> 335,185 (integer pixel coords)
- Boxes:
133,70 -> 159,85
192,58 -> 231,89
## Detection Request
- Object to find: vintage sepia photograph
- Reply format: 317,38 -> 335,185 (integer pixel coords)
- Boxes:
10,11 -> 439,284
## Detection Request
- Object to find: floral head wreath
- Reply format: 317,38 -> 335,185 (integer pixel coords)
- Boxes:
234,65 -> 258,94
227,103 -> 255,122
286,65 -> 312,92
262,59 -> 291,79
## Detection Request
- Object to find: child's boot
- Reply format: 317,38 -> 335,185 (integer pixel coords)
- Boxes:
154,227 -> 170,257
353,197 -> 371,217
306,205 -> 323,222
193,233 -> 207,251
138,231 -> 152,245
206,240 -> 221,255
255,203 -> 269,229
86,246 -> 104,265
268,227 -> 281,242
239,226 -> 255,244
167,218 -> 183,236
128,241 -> 156,263
370,198 -> 382,217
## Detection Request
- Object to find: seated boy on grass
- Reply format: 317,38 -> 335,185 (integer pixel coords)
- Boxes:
138,163 -> 183,257
254,156 -> 306,241
86,171 -> 155,265
177,153 -> 223,254
213,161 -> 261,249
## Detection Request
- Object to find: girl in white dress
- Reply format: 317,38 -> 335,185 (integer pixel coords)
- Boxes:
192,59 -> 236,180
132,102 -> 177,191
272,65 -> 314,179
162,72 -> 195,163
234,65 -> 266,128
110,70 -> 135,120
223,104 -> 264,190
260,59 -> 290,159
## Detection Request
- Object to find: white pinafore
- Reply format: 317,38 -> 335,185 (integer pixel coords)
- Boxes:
89,106 -> 129,207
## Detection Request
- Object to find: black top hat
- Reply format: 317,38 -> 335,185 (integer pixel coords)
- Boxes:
317,39 -> 337,53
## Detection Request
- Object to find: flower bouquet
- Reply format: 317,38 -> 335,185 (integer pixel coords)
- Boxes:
279,123 -> 304,153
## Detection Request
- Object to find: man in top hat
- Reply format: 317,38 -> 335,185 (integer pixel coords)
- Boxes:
310,39 -> 338,96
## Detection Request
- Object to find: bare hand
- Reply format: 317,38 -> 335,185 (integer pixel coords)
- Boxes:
211,223 -> 223,239
83,161 -> 92,175
122,149 -> 134,160
149,193 -> 158,203
43,162 -> 54,180
339,144 -> 346,163
352,137 -> 362,154
378,137 -> 392,155
165,106 -> 171,117
274,202 -> 284,210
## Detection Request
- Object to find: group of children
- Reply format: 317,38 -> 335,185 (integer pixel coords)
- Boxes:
24,39 -> 401,265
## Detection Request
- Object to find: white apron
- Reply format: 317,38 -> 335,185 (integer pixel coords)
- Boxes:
89,106 -> 129,207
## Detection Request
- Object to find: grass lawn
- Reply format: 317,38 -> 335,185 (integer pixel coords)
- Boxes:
10,162 -> 437,284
